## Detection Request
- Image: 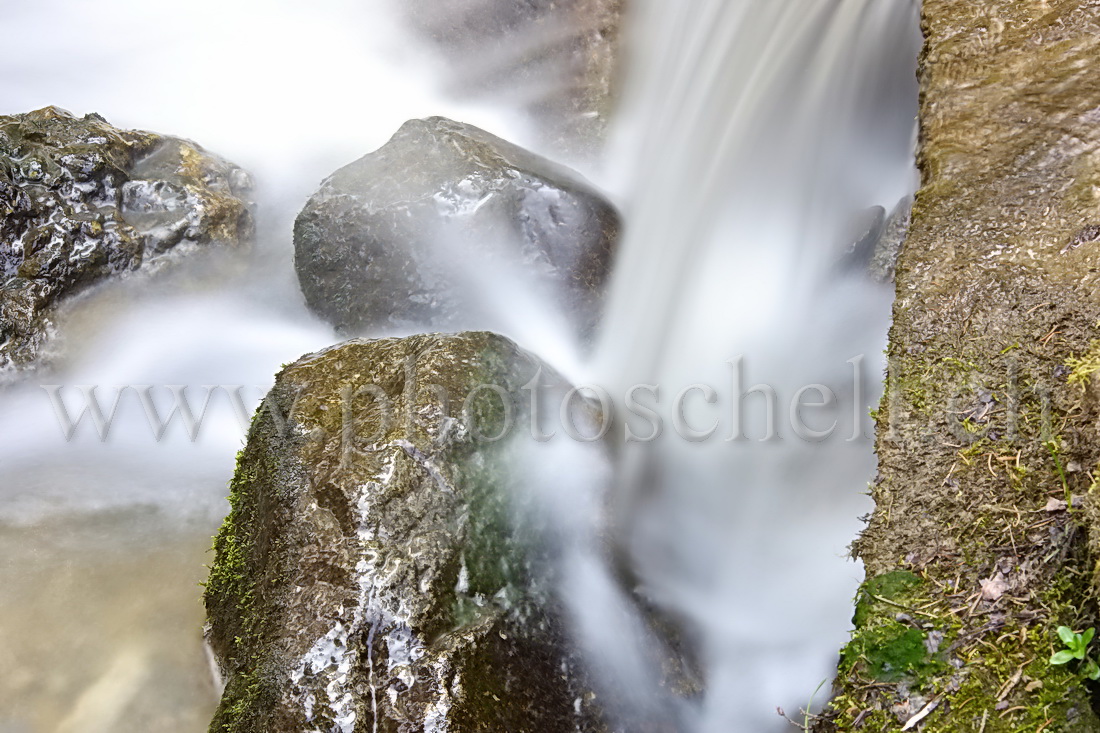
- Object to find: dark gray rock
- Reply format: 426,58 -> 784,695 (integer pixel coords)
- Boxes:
838,205 -> 886,274
0,107 -> 253,376
836,194 -> 914,283
869,194 -> 913,284
293,117 -> 619,341
204,332 -> 611,733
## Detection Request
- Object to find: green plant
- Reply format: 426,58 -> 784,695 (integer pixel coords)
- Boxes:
804,678 -> 827,730
1044,439 -> 1072,509
1066,340 -> 1100,389
1050,626 -> 1100,680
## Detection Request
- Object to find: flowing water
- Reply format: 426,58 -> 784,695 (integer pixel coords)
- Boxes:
0,1 -> 919,731
568,2 -> 920,730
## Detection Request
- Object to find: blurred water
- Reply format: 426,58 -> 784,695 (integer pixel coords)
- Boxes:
560,1 -> 920,730
0,1 -> 919,731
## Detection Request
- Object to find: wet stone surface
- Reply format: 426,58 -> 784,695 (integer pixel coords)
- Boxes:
0,106 -> 253,378
294,116 -> 619,342
204,332 -> 611,733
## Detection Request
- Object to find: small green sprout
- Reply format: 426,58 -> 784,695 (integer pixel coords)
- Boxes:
1044,439 -> 1072,509
1050,626 -> 1100,680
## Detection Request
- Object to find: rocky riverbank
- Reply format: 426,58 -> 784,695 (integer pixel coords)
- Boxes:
815,2 -> 1100,730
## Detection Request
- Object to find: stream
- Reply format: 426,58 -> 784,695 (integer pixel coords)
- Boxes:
0,1 -> 920,731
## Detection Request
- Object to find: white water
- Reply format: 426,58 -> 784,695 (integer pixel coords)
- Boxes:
560,2 -> 921,730
0,1 -> 919,731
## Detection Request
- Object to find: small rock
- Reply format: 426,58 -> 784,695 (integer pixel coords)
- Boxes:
1061,224 -> 1100,253
1045,497 -> 1069,512
869,194 -> 914,283
838,205 -> 886,272
924,630 -> 945,655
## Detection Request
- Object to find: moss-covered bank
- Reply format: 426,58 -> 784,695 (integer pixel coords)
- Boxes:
815,1 -> 1100,730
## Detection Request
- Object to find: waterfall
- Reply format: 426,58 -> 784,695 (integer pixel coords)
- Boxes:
557,1 -> 921,730
0,0 -> 919,730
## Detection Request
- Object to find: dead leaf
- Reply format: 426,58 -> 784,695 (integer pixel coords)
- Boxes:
901,697 -> 941,731
1045,498 -> 1068,512
980,575 -> 1009,601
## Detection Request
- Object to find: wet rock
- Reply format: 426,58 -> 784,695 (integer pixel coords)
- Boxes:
400,0 -> 624,161
838,205 -> 886,273
0,107 -> 253,377
294,117 -> 619,340
868,194 -> 913,284
204,332 -> 610,732
837,194 -> 913,283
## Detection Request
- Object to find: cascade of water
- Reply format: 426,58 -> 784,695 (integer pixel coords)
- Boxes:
0,1 -> 919,730
553,1 -> 921,730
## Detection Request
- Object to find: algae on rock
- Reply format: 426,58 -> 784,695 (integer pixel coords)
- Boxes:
815,1 -> 1100,731
204,332 -> 611,732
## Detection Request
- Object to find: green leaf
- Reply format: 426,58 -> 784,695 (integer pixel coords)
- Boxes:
1058,626 -> 1078,646
1083,628 -> 1096,647
1086,659 -> 1100,681
1051,650 -> 1076,665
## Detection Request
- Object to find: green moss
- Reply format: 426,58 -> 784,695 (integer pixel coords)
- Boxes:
843,571 -> 949,686
853,571 -> 923,627
867,570 -> 924,599
457,450 -> 526,601
842,624 -> 945,683
203,412 -> 284,732
826,551 -> 1100,731
1067,340 -> 1100,389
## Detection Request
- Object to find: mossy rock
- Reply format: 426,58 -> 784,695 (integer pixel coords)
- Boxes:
204,332 -> 611,732
816,0 -> 1100,730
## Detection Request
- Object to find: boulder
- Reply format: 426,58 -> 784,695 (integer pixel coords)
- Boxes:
0,106 -> 253,377
293,117 -> 619,340
204,332 -> 610,732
